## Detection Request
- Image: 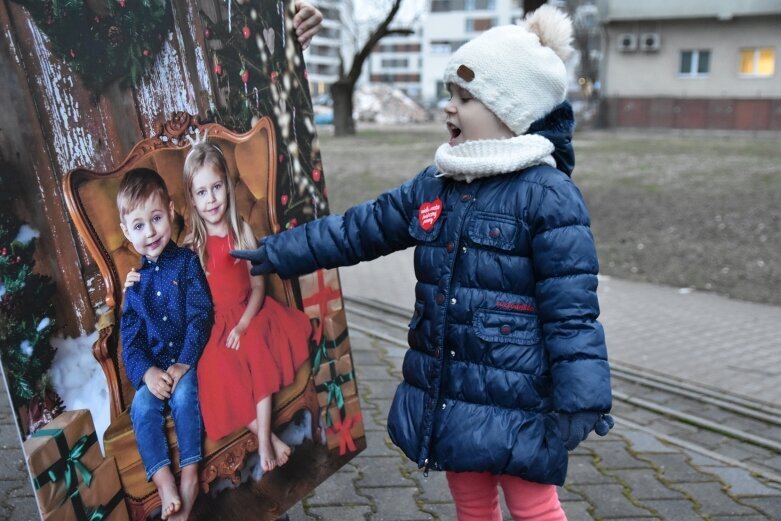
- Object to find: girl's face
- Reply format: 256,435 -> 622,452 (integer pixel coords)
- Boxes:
444,84 -> 515,145
191,164 -> 228,230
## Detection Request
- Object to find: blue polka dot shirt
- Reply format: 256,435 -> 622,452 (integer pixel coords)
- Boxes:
120,241 -> 214,390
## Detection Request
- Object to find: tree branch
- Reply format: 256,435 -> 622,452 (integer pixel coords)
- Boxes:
343,0 -> 408,85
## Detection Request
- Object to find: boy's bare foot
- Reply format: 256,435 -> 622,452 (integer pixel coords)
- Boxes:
259,436 -> 278,473
171,466 -> 199,521
271,433 -> 291,467
152,467 -> 181,520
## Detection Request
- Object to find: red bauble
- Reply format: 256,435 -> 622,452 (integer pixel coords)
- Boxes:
270,71 -> 278,83
281,195 -> 289,206
242,25 -> 251,39
143,48 -> 150,57
241,70 -> 249,83
214,63 -> 223,76
118,0 -> 126,7
312,169 -> 321,182
288,218 -> 298,228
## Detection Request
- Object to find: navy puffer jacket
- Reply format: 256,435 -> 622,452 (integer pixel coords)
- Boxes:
264,104 -> 611,485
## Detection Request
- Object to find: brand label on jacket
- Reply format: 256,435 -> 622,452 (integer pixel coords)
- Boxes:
418,198 -> 442,231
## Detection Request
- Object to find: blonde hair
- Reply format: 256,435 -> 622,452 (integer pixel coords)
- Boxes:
182,141 -> 252,268
117,168 -> 171,222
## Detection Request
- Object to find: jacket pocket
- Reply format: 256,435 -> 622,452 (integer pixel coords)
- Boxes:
467,211 -> 524,252
473,307 -> 541,345
408,300 -> 424,329
408,212 -> 446,242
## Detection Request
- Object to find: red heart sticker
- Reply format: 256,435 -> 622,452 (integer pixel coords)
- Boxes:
418,198 -> 442,231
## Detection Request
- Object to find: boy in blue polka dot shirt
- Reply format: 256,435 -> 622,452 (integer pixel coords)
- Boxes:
117,168 -> 213,521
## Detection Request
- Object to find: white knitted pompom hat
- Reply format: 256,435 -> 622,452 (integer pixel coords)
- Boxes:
442,5 -> 574,136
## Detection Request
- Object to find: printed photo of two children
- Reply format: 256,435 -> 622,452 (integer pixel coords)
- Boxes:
1,1 -> 363,520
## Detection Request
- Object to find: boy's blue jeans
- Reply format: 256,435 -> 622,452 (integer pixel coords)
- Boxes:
130,368 -> 202,480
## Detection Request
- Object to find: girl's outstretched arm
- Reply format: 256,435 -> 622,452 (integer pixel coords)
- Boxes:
227,221 -> 266,350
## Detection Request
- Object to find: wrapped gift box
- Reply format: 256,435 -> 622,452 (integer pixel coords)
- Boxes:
311,311 -> 351,372
299,269 -> 343,343
23,410 -> 104,515
44,457 -> 129,521
314,353 -> 357,409
324,395 -> 364,455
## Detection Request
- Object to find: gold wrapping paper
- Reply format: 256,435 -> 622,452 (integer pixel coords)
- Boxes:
44,457 -> 129,521
323,395 -> 364,453
314,353 -> 357,408
23,410 -> 104,515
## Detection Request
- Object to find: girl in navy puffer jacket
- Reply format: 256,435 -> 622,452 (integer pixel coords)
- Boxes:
235,6 -> 613,520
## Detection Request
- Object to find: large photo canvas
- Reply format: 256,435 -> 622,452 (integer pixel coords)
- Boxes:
0,1 -> 364,520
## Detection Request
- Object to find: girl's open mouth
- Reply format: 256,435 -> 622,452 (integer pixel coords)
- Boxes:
447,122 -> 461,144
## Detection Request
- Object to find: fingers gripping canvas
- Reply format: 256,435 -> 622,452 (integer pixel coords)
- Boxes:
0,1 -> 365,520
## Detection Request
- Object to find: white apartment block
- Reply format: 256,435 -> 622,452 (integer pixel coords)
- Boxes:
421,0 -> 522,105
367,30 -> 423,100
305,0 -> 356,97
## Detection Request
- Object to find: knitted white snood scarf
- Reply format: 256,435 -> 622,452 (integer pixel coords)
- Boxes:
434,134 -> 555,183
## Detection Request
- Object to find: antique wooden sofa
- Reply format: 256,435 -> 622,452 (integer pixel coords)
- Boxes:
63,114 -> 320,520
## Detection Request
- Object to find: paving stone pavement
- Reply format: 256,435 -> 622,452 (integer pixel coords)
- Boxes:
2,246 -> 781,519
288,327 -> 781,520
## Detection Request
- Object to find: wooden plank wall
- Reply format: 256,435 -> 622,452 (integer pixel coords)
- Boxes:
0,0 -> 223,336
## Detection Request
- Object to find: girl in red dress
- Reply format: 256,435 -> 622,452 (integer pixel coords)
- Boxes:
128,138 -> 312,473
184,140 -> 311,472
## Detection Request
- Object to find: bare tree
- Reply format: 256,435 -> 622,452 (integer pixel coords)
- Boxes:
330,0 -> 412,136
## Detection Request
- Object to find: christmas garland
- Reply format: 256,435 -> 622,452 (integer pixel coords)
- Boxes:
12,0 -> 172,95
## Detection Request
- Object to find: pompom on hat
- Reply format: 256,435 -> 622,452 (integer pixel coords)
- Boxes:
442,5 -> 574,136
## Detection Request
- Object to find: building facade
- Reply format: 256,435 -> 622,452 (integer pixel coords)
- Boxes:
305,0 -> 356,97
598,0 -> 781,130
367,30 -> 423,100
421,0 -> 522,105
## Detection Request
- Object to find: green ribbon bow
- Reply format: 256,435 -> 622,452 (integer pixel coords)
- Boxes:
315,360 -> 355,427
32,429 -> 97,499
68,487 -> 125,521
311,328 -> 349,374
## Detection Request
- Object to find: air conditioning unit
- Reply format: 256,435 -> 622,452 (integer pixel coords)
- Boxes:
640,32 -> 661,52
617,33 -> 637,53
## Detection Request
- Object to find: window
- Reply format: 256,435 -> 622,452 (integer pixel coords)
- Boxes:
465,0 -> 496,9
739,47 -> 775,77
465,17 -> 496,32
432,0 -> 466,12
381,58 -> 409,69
679,50 -> 710,77
430,41 -> 452,54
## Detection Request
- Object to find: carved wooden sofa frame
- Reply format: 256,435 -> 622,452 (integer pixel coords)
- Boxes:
63,114 -> 321,521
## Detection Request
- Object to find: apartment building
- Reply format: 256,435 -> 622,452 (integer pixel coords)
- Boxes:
367,30 -> 423,100
305,0 -> 356,97
598,0 -> 781,130
421,0 -> 523,105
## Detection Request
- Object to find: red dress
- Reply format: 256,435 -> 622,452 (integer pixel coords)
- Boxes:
197,233 -> 312,440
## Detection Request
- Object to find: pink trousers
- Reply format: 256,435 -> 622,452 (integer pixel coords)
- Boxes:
446,471 -> 567,521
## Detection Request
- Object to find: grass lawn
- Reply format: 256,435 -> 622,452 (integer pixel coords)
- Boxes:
318,126 -> 781,306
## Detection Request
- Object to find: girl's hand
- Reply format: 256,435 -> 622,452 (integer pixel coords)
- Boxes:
293,0 -> 323,50
226,322 -> 248,350
123,268 -> 141,292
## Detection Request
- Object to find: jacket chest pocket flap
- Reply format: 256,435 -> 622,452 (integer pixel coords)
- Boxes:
473,308 -> 541,345
467,212 -> 524,251
409,211 -> 446,242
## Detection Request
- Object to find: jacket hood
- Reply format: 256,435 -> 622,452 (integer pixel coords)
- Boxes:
527,100 -> 575,176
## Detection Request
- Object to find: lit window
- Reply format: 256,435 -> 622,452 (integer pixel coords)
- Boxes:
739,47 -> 775,77
679,49 -> 710,77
